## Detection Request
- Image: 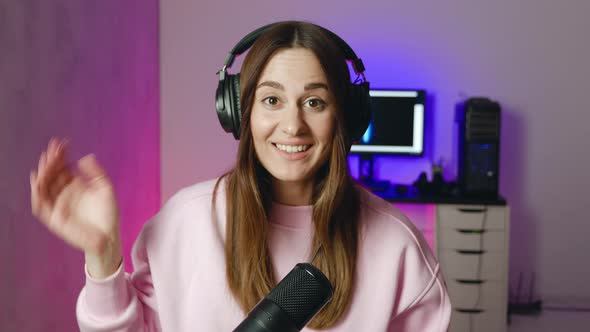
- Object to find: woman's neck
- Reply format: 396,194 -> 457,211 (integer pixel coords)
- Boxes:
271,179 -> 313,206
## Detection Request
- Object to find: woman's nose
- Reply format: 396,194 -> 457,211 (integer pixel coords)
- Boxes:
280,104 -> 307,137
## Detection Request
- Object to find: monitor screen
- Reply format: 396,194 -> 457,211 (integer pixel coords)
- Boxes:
350,89 -> 425,155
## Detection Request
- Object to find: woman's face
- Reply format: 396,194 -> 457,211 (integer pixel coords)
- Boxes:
250,47 -> 336,188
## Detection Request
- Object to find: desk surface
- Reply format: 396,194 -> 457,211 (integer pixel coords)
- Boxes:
371,186 -> 507,205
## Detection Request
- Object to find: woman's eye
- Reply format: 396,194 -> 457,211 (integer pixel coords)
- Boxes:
263,97 -> 279,106
305,98 -> 325,109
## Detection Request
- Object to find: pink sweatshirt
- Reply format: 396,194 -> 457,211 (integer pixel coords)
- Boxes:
76,179 -> 451,331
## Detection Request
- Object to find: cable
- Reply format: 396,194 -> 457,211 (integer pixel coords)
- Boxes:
543,306 -> 590,312
309,243 -> 323,265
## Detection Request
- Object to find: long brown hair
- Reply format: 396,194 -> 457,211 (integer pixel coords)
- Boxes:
215,21 -> 361,329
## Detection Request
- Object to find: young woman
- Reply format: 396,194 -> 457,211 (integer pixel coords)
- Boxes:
30,21 -> 451,331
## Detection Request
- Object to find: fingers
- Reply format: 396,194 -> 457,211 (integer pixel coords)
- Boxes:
38,137 -> 58,187
36,138 -> 69,202
48,169 -> 74,199
78,154 -> 109,184
50,177 -> 84,229
32,137 -> 70,220
37,151 -> 48,199
48,137 -> 58,159
30,170 -> 50,220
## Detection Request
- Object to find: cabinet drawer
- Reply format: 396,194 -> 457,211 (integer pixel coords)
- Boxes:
439,250 -> 506,281
447,279 -> 506,309
438,228 -> 505,251
449,307 -> 506,332
437,205 -> 506,230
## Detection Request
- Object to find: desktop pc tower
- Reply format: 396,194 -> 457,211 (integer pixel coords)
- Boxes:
456,97 -> 501,198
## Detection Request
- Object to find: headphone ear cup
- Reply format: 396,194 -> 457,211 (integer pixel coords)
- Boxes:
349,82 -> 372,142
223,73 -> 241,139
230,73 -> 242,137
216,76 -> 235,135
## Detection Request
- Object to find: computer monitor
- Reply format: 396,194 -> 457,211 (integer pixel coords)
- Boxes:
350,89 -> 425,155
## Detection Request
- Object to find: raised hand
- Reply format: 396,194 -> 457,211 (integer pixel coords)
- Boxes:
30,138 -> 123,278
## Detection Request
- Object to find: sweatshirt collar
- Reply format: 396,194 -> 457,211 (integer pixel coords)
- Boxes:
269,201 -> 313,229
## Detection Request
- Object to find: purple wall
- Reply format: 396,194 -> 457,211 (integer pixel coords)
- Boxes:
0,1 -> 159,330
161,0 -> 590,308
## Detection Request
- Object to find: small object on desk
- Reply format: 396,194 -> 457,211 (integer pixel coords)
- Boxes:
394,184 -> 409,196
376,183 -> 418,200
360,179 -> 391,192
413,171 -> 430,195
412,164 -> 456,197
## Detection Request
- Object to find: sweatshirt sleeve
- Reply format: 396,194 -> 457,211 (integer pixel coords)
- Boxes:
76,224 -> 161,332
385,214 -> 452,332
387,261 -> 451,331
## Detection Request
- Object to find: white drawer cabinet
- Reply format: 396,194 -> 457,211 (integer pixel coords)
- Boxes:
448,307 -> 506,332
438,228 -> 506,251
436,204 -> 510,332
438,250 -> 506,281
437,205 -> 506,229
446,279 -> 505,309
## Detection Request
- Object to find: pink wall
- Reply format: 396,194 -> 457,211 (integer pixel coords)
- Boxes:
0,1 -> 159,330
161,0 -> 590,307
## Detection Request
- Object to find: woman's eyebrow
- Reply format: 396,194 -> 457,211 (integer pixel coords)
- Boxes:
304,82 -> 329,91
255,81 -> 329,91
257,81 -> 284,90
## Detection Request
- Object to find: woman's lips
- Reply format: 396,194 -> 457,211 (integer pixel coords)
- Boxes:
272,143 -> 313,160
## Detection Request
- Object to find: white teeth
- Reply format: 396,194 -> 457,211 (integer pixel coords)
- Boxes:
275,144 -> 310,153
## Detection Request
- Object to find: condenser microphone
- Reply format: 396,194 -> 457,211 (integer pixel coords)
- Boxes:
233,263 -> 333,332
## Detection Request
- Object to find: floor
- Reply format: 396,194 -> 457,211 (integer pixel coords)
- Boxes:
507,311 -> 590,332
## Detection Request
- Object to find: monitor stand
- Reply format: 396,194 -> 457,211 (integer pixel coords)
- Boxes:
358,154 -> 390,191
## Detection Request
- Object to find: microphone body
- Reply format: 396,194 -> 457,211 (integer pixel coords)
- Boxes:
233,263 -> 333,332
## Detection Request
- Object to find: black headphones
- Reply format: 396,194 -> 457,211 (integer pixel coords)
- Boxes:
215,22 -> 371,142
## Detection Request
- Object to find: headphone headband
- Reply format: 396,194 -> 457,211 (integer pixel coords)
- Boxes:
222,23 -> 366,77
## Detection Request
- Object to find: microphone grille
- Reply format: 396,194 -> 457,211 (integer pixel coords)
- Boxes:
266,263 -> 333,329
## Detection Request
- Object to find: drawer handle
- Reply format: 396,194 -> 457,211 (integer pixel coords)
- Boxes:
456,229 -> 486,234
455,308 -> 485,314
456,279 -> 486,284
456,249 -> 486,255
457,208 -> 486,213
